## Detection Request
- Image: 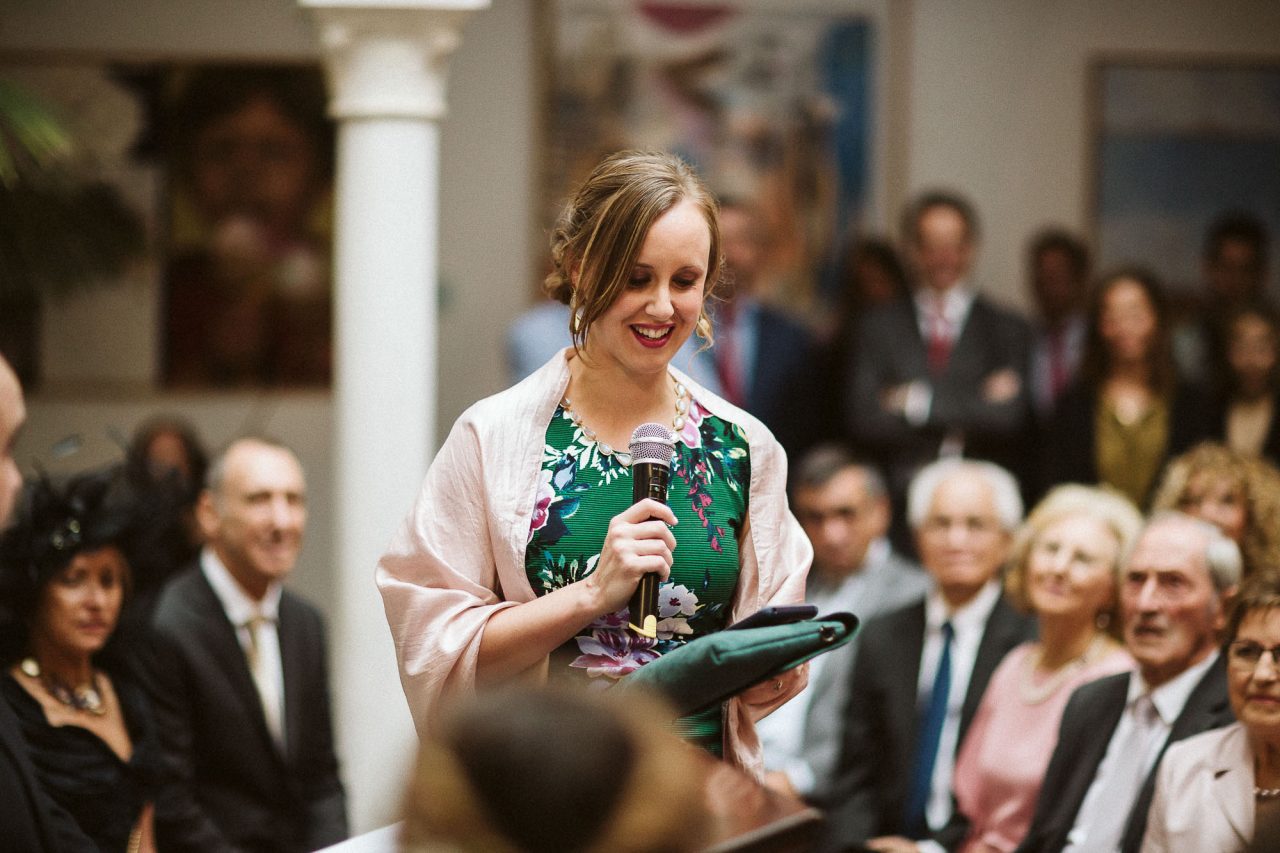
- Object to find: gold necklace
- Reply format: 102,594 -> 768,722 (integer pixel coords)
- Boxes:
560,375 -> 688,464
20,657 -> 107,716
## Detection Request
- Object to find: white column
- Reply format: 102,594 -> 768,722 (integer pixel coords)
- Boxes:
301,0 -> 488,833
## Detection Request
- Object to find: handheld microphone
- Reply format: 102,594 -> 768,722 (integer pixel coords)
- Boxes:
627,422 -> 675,639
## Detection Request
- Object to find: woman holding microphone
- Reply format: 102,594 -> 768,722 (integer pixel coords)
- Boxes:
378,151 -> 811,771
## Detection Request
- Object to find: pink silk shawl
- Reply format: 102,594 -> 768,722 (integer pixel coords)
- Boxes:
377,348 -> 813,777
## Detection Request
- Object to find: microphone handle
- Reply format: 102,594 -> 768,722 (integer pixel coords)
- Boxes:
628,462 -> 670,639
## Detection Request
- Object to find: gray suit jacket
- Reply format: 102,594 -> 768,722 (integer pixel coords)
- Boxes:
795,548 -> 931,798
142,565 -> 348,853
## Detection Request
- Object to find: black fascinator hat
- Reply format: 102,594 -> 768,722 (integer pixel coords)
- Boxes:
0,465 -> 151,662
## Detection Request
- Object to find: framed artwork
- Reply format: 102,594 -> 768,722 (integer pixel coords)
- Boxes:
1092,58 -> 1280,298
546,0 -> 873,309
160,63 -> 335,388
0,60 -> 334,391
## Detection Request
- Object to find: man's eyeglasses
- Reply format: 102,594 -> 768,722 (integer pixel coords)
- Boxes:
1227,640 -> 1280,669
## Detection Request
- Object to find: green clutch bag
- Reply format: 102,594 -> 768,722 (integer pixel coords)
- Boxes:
619,612 -> 860,716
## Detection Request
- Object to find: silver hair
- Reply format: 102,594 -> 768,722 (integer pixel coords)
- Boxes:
1142,510 -> 1242,592
907,458 -> 1023,532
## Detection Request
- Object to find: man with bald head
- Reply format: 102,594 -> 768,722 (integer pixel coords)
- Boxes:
144,437 -> 347,852
0,356 -> 98,850
1017,512 -> 1240,853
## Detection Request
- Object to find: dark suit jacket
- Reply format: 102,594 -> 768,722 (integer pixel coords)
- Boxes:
1015,656 -> 1234,853
143,564 -> 347,853
0,696 -> 97,853
846,294 -> 1033,501
1043,378 -> 1211,506
820,594 -> 1036,851
742,302 -> 818,460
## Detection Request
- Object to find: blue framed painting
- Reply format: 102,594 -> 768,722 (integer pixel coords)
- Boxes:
1094,60 -> 1280,297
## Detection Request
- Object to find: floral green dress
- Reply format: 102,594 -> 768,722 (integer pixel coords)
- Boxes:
526,394 -> 750,756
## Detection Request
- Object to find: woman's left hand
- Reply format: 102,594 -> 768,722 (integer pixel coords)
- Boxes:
739,665 -> 804,707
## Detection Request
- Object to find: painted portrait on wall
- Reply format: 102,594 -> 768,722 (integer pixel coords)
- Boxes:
161,64 -> 335,388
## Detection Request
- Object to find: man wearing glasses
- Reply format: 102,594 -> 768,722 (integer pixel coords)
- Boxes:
1018,511 -> 1241,853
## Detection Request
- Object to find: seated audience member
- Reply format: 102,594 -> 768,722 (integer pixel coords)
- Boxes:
1016,511 -> 1241,853
1025,228 -> 1091,426
1174,211 -> 1271,386
820,459 -> 1036,852
401,686 -> 711,853
1210,301 -> 1280,464
759,446 -> 930,800
0,469 -> 162,852
1151,442 -> 1280,582
0,354 -> 96,852
1142,574 -> 1280,852
1046,267 -> 1210,507
951,484 -> 1142,852
846,192 -> 1032,540
143,437 -> 347,852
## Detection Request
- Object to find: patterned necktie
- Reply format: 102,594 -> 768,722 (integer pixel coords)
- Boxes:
904,620 -> 954,836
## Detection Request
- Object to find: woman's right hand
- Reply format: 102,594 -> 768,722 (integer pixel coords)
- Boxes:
583,498 -> 678,615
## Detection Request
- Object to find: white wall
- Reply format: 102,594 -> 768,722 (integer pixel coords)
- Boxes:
904,0 -> 1280,310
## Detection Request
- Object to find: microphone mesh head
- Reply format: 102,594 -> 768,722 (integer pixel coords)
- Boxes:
629,423 -> 675,468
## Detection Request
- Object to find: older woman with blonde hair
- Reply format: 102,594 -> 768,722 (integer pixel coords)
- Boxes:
378,151 -> 810,775
950,484 -> 1143,852
1152,441 -> 1280,582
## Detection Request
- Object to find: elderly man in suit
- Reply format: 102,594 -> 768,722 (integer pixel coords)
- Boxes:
821,458 -> 1036,852
145,437 -> 347,852
1016,511 -> 1240,853
759,445 -> 931,800
847,192 -> 1032,539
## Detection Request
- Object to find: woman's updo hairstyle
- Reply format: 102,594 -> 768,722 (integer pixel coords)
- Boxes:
545,150 -> 722,351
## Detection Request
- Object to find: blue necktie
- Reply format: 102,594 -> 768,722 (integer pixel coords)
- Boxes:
904,620 -> 953,836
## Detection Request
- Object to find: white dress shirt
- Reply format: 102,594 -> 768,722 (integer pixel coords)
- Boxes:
918,579 -> 1002,832
201,547 -> 287,749
1064,650 -> 1221,852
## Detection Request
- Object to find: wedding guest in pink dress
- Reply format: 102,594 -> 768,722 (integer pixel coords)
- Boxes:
951,484 -> 1143,853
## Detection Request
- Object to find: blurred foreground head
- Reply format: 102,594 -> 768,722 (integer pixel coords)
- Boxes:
401,686 -> 710,853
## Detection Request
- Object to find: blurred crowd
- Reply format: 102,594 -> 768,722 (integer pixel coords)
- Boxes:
1,183 -> 1277,853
